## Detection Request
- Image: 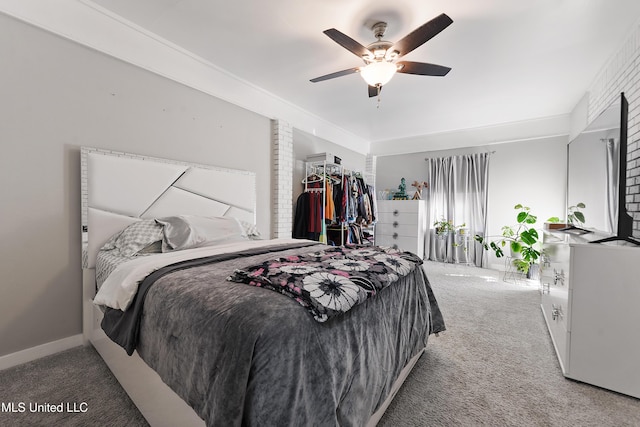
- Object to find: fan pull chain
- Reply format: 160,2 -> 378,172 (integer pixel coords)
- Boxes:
377,85 -> 382,109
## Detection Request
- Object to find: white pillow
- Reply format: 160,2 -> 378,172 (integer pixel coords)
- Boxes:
156,215 -> 247,252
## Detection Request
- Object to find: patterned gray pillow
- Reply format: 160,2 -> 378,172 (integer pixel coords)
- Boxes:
101,219 -> 164,257
239,220 -> 262,240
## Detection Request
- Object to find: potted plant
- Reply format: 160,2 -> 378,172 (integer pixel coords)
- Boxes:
475,204 -> 541,276
433,218 -> 465,236
433,217 -> 455,236
546,202 -> 586,228
433,217 -> 466,262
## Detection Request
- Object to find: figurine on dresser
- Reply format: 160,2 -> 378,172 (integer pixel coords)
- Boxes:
411,180 -> 428,200
393,178 -> 409,200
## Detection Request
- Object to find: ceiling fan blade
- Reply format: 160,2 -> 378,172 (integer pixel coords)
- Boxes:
310,67 -> 360,83
393,13 -> 453,57
368,85 -> 381,98
323,28 -> 372,58
397,61 -> 451,76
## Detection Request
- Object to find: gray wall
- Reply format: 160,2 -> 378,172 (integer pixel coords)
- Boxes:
375,135 -> 568,269
0,14 -> 272,356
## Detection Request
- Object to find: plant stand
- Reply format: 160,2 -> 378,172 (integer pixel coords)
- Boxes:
503,256 -> 525,284
453,231 -> 472,265
434,232 -> 449,262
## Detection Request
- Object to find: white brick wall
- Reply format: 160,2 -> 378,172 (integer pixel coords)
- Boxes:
271,119 -> 294,238
365,153 -> 377,186
588,22 -> 640,238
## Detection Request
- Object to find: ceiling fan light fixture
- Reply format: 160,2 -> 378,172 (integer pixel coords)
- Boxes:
373,48 -> 387,58
360,61 -> 397,86
311,13 -> 453,96
385,50 -> 399,61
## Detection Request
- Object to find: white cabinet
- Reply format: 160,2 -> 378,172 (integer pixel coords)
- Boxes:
541,230 -> 640,398
540,232 -> 572,370
375,200 -> 426,259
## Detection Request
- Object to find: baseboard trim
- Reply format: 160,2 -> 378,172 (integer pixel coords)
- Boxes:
0,334 -> 84,371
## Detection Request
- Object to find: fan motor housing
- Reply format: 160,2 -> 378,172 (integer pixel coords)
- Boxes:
365,40 -> 396,61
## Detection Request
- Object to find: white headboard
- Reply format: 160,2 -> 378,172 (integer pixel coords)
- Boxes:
81,147 -> 256,268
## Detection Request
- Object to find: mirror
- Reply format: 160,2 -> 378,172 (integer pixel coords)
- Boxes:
567,99 -> 620,233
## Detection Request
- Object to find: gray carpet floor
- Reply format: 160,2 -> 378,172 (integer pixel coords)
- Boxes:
379,261 -> 640,426
0,345 -> 148,427
1,261 -> 639,426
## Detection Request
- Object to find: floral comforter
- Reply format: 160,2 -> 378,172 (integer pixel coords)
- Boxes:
227,245 -> 423,322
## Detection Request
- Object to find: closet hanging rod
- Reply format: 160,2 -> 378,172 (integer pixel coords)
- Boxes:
302,174 -> 323,184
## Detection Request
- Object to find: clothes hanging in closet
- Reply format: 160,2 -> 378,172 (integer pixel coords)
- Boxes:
344,175 -> 376,225
293,180 -> 326,241
293,169 -> 377,243
292,192 -> 309,239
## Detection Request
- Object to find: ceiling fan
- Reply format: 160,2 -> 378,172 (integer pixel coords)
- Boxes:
310,13 -> 453,98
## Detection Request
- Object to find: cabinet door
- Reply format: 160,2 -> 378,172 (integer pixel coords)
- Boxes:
376,222 -> 419,237
540,278 -> 570,373
568,245 -> 640,398
377,212 -> 419,225
540,239 -> 571,373
376,234 -> 421,256
377,200 -> 421,214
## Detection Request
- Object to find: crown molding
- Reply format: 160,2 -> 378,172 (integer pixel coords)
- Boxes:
370,114 -> 571,156
0,0 -> 370,154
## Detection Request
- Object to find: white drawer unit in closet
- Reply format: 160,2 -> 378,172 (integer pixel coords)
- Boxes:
375,200 -> 427,259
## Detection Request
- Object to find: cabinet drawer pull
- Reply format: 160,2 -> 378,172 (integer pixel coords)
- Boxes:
393,210 -> 399,216
392,233 -> 398,239
392,244 -> 398,249
551,304 -> 563,321
393,221 -> 399,227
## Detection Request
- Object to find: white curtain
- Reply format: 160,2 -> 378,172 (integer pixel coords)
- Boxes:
605,138 -> 618,233
425,153 -> 490,266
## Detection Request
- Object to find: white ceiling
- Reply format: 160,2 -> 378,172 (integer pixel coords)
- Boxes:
44,1 -> 640,146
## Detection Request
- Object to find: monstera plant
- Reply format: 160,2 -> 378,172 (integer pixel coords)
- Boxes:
475,204 -> 541,275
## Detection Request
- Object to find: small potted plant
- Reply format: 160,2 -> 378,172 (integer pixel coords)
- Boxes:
433,217 -> 465,262
546,203 -> 586,229
433,217 -> 455,236
475,204 -> 541,277
433,217 -> 453,236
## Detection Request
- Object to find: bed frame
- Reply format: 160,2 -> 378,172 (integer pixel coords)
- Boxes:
81,147 -> 424,426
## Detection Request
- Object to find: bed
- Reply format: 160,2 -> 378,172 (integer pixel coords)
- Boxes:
81,147 -> 445,426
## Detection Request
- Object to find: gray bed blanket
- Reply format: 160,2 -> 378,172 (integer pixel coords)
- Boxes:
101,241 -> 321,355
106,242 -> 445,426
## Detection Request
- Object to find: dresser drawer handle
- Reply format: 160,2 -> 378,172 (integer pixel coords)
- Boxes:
552,304 -> 563,321
393,221 -> 399,227
541,282 -> 550,294
392,244 -> 398,249
392,233 -> 398,239
393,210 -> 399,216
